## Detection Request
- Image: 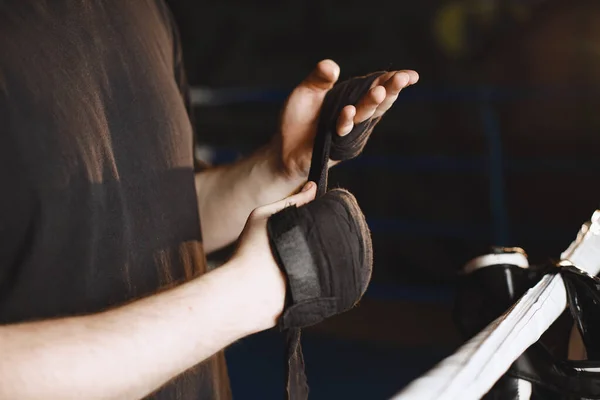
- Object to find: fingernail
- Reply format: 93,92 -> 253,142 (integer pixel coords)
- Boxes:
301,181 -> 314,192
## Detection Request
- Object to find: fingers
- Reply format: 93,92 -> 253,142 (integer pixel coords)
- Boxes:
372,69 -> 419,87
372,71 -> 397,87
402,69 -> 420,85
349,69 -> 420,124
253,182 -> 317,219
336,105 -> 356,136
372,71 -> 410,118
301,59 -> 340,92
353,85 -> 386,124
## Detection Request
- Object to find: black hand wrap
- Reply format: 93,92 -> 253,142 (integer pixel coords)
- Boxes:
267,71 -> 387,400
268,189 -> 373,329
308,72 -> 386,197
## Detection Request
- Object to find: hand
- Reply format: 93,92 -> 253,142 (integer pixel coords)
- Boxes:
232,181 -> 317,330
275,59 -> 419,180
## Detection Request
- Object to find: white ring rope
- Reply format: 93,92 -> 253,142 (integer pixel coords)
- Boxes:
392,210 -> 600,400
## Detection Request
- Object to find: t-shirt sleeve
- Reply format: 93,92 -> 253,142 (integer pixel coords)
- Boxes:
158,1 -> 210,172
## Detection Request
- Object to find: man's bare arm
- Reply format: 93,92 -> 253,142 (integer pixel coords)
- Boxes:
0,184 -> 311,400
0,256 -> 284,400
195,145 -> 304,254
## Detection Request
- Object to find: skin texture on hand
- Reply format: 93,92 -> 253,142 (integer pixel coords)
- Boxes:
275,59 -> 419,180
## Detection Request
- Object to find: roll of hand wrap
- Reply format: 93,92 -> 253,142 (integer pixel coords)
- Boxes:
267,71 -> 386,399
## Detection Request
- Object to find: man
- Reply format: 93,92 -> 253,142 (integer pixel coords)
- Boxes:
0,0 -> 418,399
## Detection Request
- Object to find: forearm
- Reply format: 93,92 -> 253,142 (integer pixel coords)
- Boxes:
195,144 -> 305,253
0,257 -> 284,400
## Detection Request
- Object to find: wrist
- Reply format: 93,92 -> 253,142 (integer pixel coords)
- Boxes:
227,252 -> 287,334
253,140 -> 306,199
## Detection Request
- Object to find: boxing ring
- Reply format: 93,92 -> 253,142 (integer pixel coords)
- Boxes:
392,210 -> 600,399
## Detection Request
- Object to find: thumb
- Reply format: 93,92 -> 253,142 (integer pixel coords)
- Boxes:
254,182 -> 317,219
301,59 -> 340,91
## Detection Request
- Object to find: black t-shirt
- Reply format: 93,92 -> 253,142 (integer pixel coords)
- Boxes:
0,1 -> 229,398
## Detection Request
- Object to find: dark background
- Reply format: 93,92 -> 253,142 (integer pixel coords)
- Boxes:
165,0 -> 600,398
